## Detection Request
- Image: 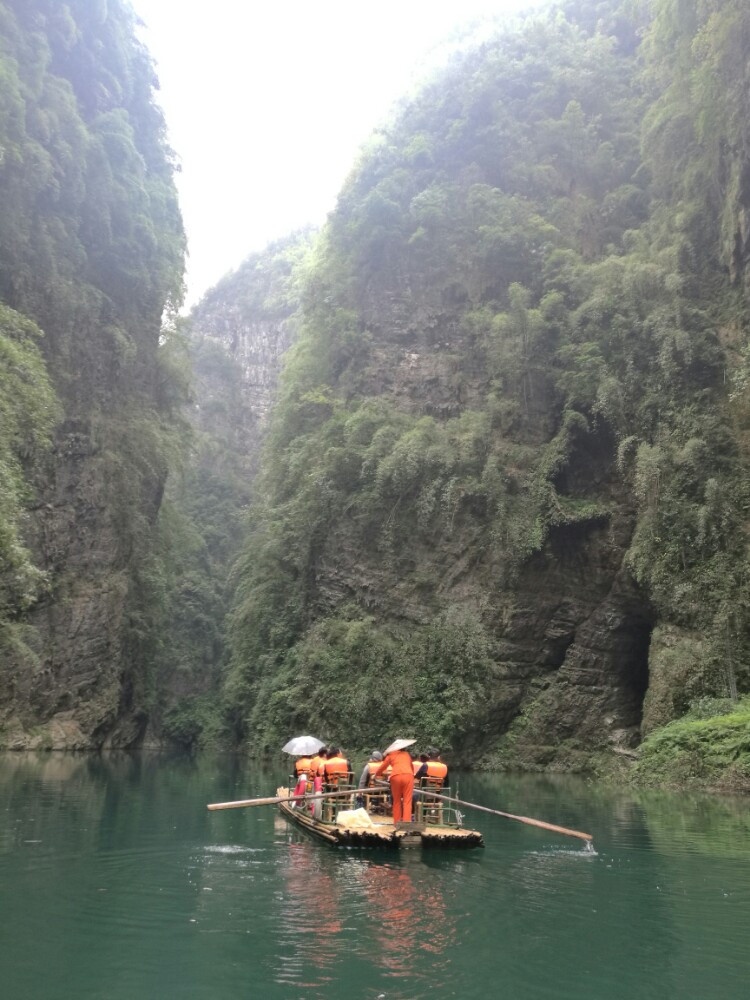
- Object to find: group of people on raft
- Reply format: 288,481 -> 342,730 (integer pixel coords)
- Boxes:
292,741 -> 448,824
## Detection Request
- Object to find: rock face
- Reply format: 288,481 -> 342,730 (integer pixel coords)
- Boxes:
224,5 -> 750,768
187,233 -> 315,470
2,378 -> 170,753
194,307 -> 291,416
144,235 -> 313,740
499,521 -> 654,767
190,299 -> 295,476
297,402 -> 655,766
248,229 -> 657,765
0,1 -> 184,749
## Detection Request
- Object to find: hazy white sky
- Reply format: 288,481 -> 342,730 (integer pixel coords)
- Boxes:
130,0 -> 547,305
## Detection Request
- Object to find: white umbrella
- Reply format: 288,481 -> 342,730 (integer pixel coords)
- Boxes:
281,736 -> 325,755
384,738 -> 416,754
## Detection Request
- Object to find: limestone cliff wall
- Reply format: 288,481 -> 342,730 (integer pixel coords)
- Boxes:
290,287 -> 656,764
190,300 -> 295,477
0,1 -> 184,749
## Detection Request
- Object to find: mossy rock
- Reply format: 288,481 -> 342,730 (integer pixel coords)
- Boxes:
641,625 -> 708,735
634,697 -> 750,791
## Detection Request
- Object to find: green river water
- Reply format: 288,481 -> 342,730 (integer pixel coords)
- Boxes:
0,752 -> 748,1000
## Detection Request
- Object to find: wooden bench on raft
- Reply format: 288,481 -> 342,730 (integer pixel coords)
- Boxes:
363,780 -> 391,816
414,776 -> 448,825
322,771 -> 356,821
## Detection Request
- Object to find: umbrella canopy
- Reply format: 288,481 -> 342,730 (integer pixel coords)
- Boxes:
281,736 -> 325,755
384,738 -> 416,754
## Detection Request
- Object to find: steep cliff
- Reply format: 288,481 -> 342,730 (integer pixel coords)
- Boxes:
147,233 -> 314,747
4,0 -> 747,778
189,232 -> 314,478
222,0 -> 750,780
0,0 -> 184,748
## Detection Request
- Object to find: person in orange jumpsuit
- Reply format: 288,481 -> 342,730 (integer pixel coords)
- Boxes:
375,747 -> 415,823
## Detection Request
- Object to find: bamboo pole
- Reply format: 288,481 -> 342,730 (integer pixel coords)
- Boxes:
207,788 -> 368,811
208,786 -> 592,843
417,787 -> 593,842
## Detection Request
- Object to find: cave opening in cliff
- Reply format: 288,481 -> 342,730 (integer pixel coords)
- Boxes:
621,614 -> 653,729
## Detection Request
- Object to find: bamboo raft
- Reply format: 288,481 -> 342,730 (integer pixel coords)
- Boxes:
276,787 -> 484,849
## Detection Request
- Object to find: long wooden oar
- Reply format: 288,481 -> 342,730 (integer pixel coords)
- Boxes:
207,788 -> 371,811
417,787 -> 592,842
207,787 -> 591,843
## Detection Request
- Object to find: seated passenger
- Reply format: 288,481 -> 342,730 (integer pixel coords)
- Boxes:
323,747 -> 352,784
358,750 -> 384,790
308,749 -> 328,781
307,748 -> 328,819
356,750 -> 384,809
415,747 -> 448,784
293,754 -> 313,799
294,754 -> 313,778
414,748 -> 448,823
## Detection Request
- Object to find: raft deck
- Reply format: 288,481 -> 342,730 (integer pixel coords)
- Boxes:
277,788 -> 483,849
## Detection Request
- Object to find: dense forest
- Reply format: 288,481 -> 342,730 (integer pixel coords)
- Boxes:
1,0 -> 749,787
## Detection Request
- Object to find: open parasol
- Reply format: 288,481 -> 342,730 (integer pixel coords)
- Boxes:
383,738 -> 416,754
281,735 -> 325,755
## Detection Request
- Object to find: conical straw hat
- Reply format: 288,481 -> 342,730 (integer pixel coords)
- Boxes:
384,738 -> 416,754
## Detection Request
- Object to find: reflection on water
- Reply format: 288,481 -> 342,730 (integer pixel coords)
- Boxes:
362,857 -> 453,974
277,840 -> 344,984
270,835 -> 456,995
637,788 -> 750,859
1,754 -> 750,1000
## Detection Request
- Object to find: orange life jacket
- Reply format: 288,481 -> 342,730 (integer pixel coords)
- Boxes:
295,756 -> 313,775
309,755 -> 325,776
324,755 -> 350,777
426,760 -> 448,780
369,762 -> 390,784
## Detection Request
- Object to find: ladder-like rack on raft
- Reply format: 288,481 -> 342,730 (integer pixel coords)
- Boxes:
276,782 -> 484,849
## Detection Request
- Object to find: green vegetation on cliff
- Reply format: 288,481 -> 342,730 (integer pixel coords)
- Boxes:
635,696 -> 750,791
155,232 -> 316,748
0,0 -> 185,745
0,305 -> 59,632
3,0 -> 749,778
221,0 -> 750,776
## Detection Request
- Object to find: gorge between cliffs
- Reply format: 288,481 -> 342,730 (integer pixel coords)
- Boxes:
1,0 -> 750,793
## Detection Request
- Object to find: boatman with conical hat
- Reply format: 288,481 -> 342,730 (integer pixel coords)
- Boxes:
374,739 -> 415,824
